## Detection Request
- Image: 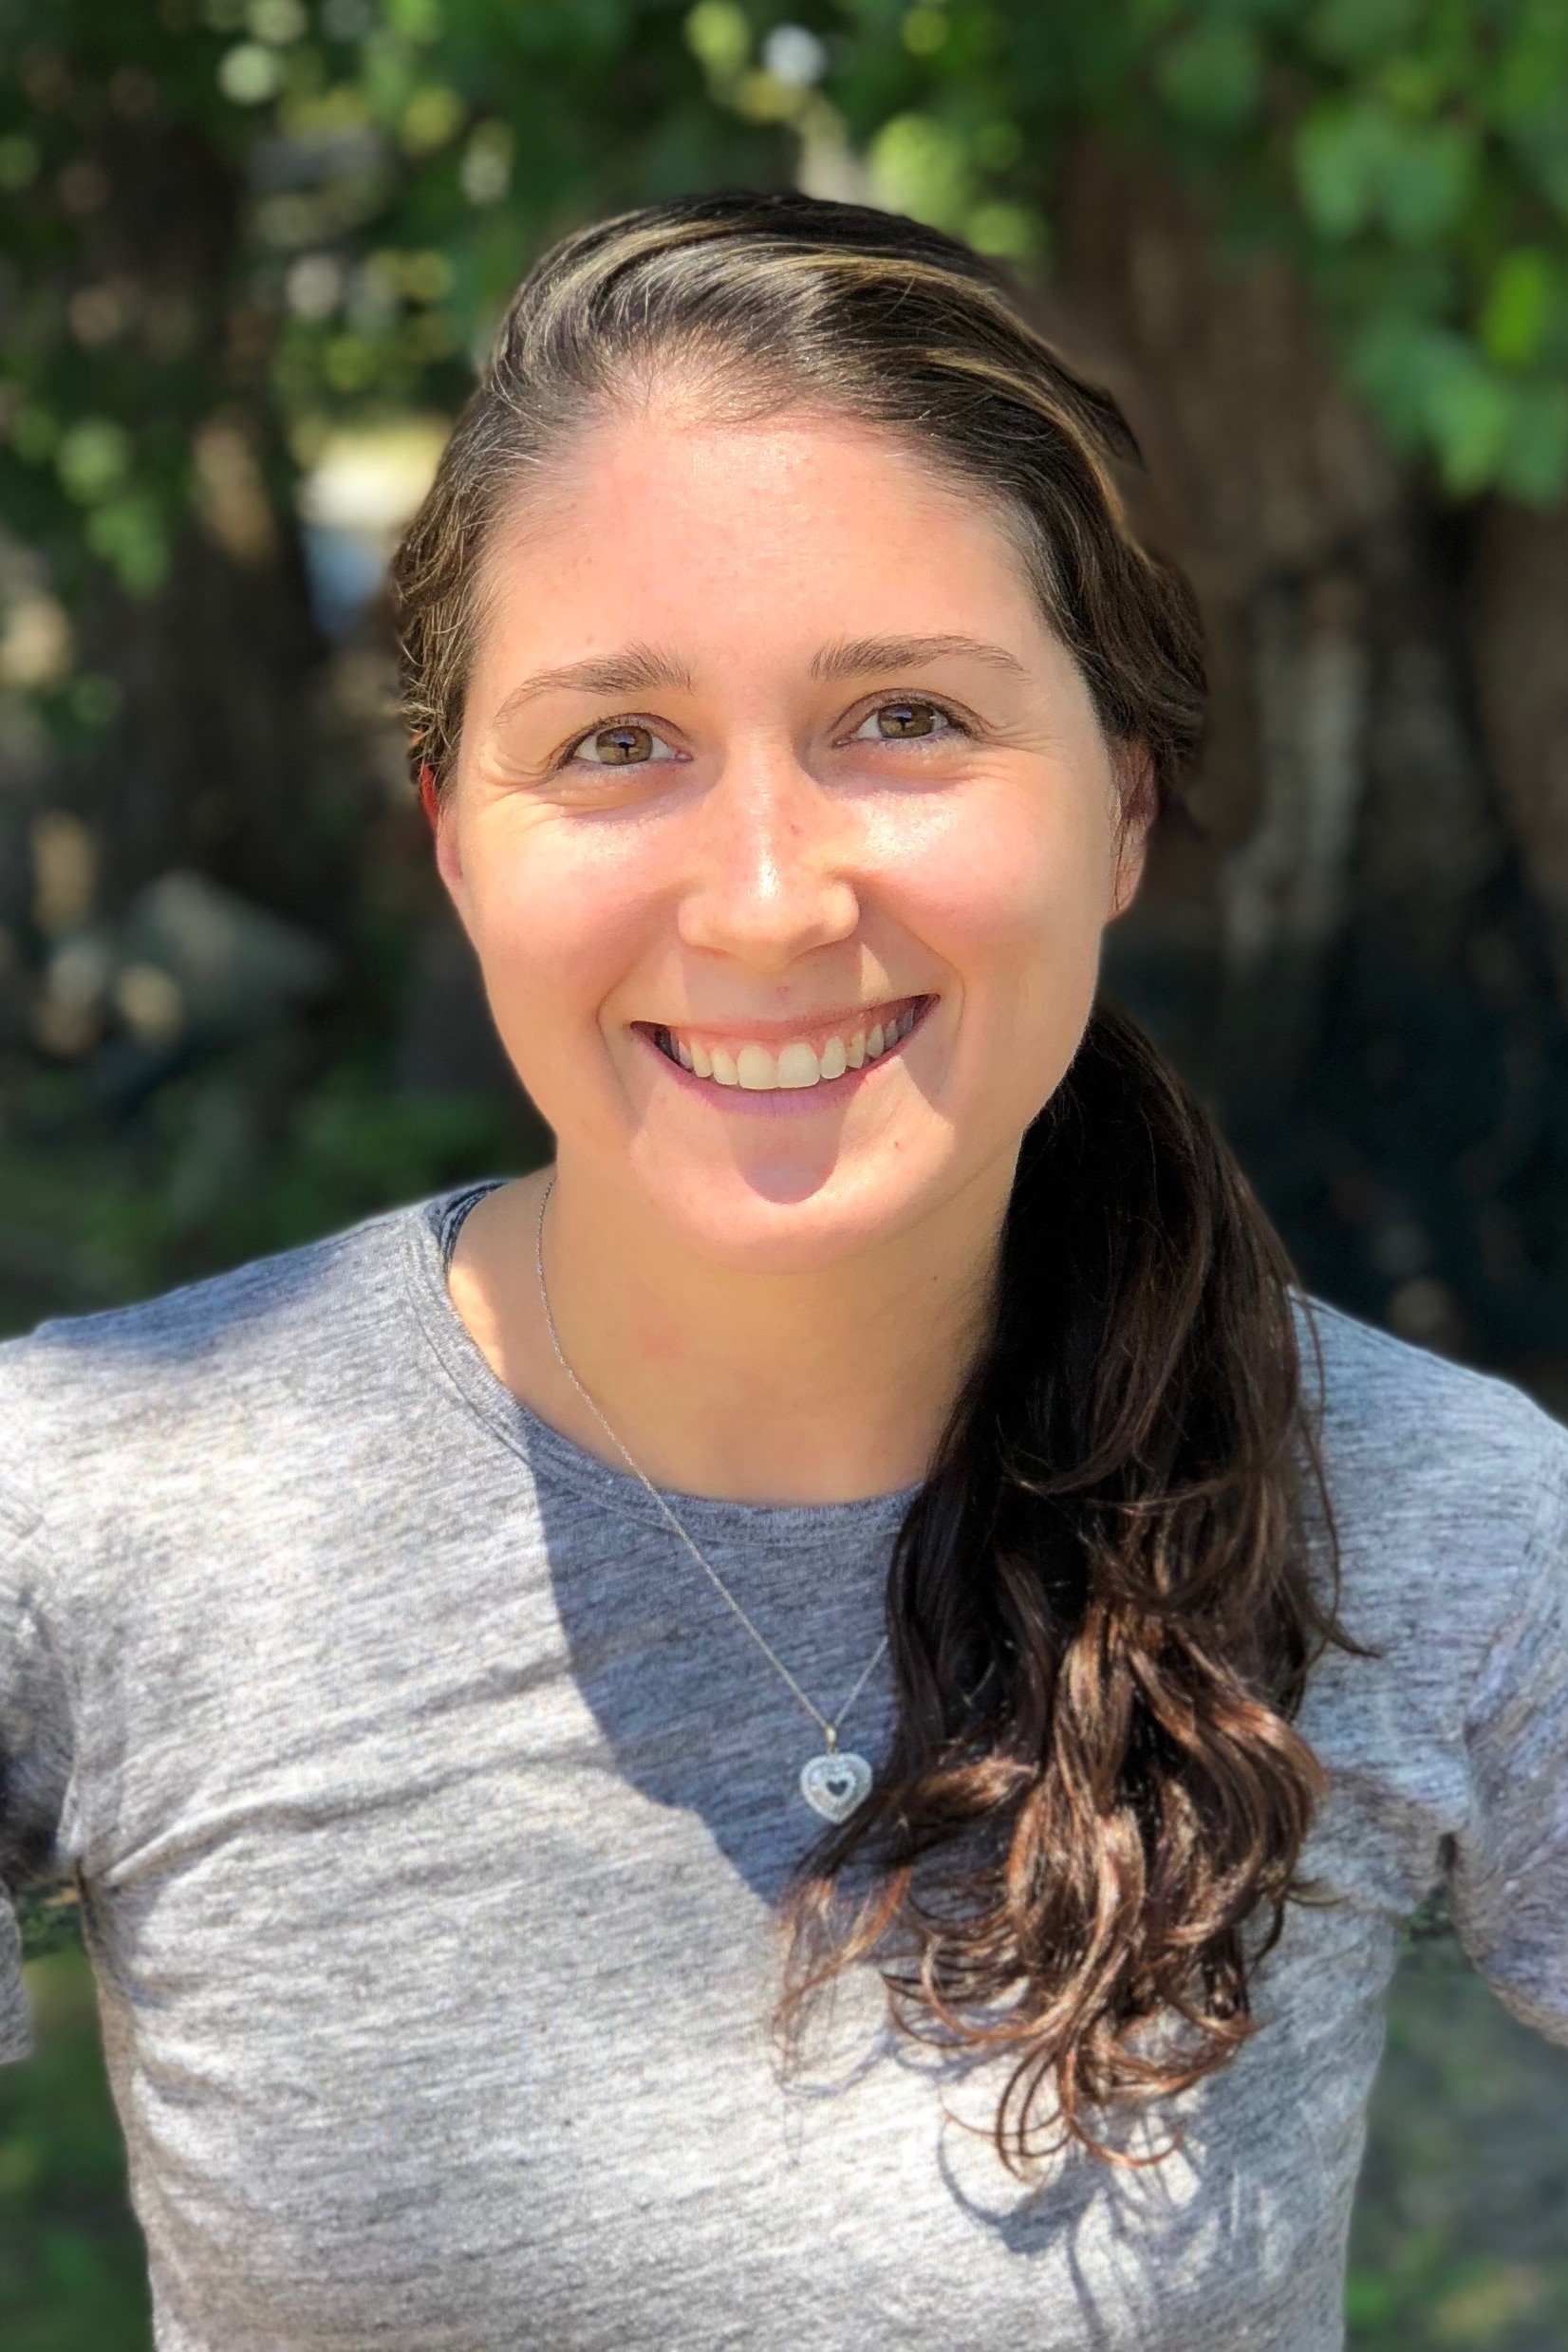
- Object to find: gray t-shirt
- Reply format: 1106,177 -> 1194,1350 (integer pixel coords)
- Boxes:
2,1179 -> 1566,2352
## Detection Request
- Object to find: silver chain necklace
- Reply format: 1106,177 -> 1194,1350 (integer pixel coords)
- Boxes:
533,1173 -> 887,1823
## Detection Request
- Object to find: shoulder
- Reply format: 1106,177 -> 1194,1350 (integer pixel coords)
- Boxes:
1291,1289 -> 1568,1642
1295,1289 -> 1567,1487
0,1194 -> 437,1526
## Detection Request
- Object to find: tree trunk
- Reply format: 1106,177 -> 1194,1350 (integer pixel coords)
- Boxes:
26,103 -> 351,943
1042,138 -> 1568,1381
1470,500 -> 1568,1020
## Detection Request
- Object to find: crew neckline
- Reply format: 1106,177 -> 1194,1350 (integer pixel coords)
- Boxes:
398,1177 -> 925,1537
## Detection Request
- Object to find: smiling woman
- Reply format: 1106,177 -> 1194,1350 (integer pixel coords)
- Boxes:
432,413 -> 1150,1268
3,193 -> 1567,2352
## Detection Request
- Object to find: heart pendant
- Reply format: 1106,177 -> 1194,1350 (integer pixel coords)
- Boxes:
799,1750 -> 873,1823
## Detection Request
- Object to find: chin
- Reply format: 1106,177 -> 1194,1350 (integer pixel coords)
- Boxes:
621,1136 -> 963,1273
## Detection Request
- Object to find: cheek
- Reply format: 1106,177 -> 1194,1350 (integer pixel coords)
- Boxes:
457,815 -> 657,1050
871,777 -> 1113,1005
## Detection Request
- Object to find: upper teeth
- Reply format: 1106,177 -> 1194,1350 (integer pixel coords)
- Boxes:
662,1004 -> 921,1091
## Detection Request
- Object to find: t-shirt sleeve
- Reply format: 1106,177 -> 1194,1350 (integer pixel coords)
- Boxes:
0,1489 -> 77,2065
1446,1419 -> 1568,2047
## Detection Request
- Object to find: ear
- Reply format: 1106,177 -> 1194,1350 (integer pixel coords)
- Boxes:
1109,743 -> 1155,923
424,766 -> 473,924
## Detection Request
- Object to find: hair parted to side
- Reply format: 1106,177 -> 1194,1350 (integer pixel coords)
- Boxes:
391,191 -> 1372,2177
394,190 -> 1202,814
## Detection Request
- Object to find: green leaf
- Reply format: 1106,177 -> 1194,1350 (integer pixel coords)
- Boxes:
868,112 -> 973,231
964,199 -> 1042,262
1426,359 -> 1516,496
217,40 -> 288,103
1153,19 -> 1263,133
1295,98 -> 1476,249
384,0 -> 442,41
683,0 -> 750,82
400,82 -> 465,153
972,118 -> 1024,171
1305,0 -> 1419,70
68,673 -> 122,726
84,496 -> 170,596
55,420 -> 132,505
1295,98 -> 1380,239
1495,380 -> 1568,505
0,132 -> 41,189
1378,118 -> 1475,247
249,0 -> 309,37
11,407 -> 60,465
1346,311 -> 1461,447
1479,247 -> 1554,369
902,6 -> 949,61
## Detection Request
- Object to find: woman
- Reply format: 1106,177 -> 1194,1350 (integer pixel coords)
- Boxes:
2,193 -> 1564,2352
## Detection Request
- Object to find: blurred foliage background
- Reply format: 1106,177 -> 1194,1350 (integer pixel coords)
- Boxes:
3,0 -> 1568,2344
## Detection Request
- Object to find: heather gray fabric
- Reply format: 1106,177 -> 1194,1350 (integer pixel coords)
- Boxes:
2,1179 -> 1566,2352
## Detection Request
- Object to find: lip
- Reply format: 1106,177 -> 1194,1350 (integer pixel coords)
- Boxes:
630,993 -> 937,1115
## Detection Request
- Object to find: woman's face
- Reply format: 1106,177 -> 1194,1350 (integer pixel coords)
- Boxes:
438,399 -> 1148,1271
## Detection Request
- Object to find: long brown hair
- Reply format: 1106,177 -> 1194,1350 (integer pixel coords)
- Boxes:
391,191 -> 1372,2175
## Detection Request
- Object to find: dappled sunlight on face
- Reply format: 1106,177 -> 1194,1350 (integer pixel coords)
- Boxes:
436,401 -> 1143,1273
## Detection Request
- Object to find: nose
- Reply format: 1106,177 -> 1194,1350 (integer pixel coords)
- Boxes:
676,737 -> 860,971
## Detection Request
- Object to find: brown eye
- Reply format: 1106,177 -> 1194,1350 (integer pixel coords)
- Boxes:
586,723 -> 654,764
849,699 -> 962,742
564,719 -> 682,770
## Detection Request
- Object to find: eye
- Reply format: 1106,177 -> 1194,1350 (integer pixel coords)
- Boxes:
565,720 -> 682,768
847,699 -> 968,742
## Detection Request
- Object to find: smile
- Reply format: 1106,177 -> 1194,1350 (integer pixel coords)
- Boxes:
635,995 -> 934,1095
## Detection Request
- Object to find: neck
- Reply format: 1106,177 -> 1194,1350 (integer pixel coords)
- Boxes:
451,1152 -> 1013,1505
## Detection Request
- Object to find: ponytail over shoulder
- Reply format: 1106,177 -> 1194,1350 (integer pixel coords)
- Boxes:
780,1001 -> 1368,2175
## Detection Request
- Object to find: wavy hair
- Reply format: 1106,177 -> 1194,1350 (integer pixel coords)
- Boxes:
390,191 -> 1371,2175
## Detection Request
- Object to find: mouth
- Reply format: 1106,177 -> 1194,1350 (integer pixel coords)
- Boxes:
632,993 -> 936,1099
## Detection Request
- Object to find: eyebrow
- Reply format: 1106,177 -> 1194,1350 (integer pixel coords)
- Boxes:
810,633 -> 1029,682
488,630 -> 1028,728
489,644 -> 696,726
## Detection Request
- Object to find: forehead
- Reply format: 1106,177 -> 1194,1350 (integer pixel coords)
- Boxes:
470,401 -> 1052,681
